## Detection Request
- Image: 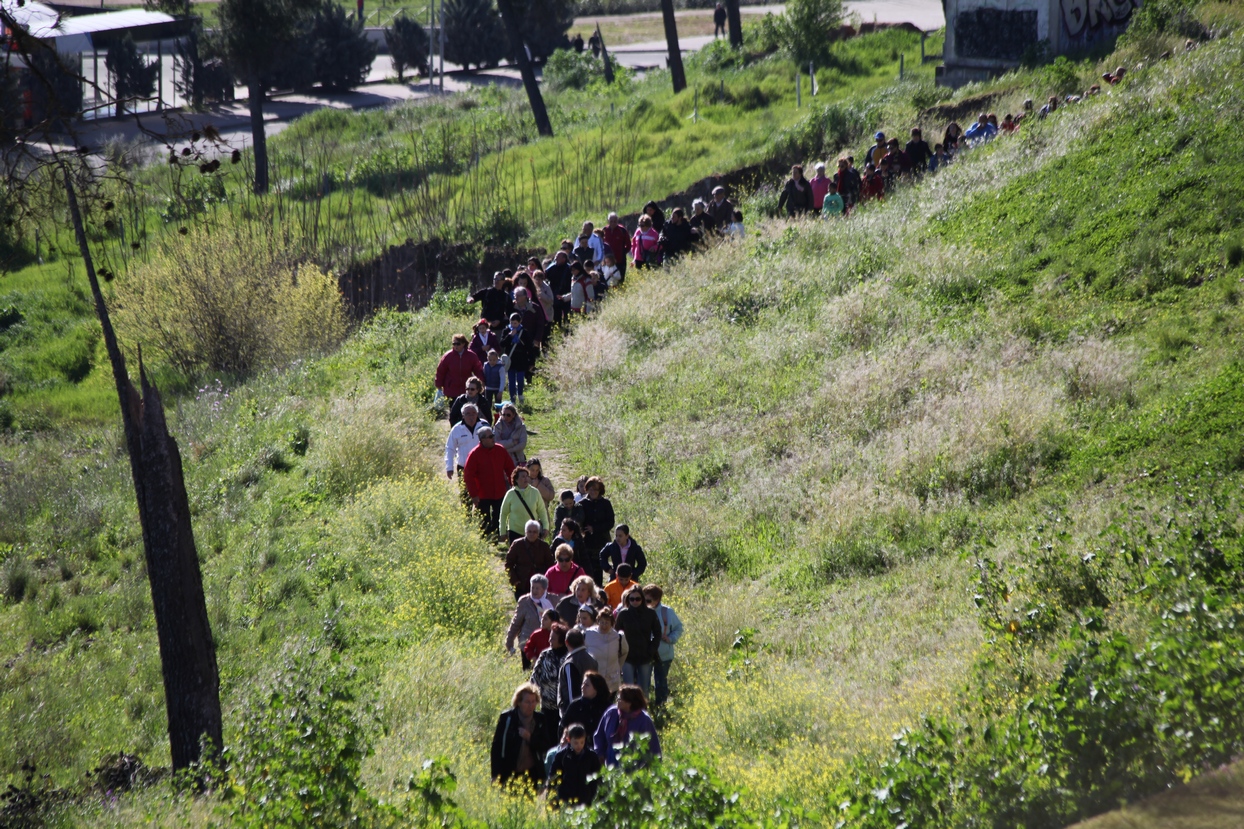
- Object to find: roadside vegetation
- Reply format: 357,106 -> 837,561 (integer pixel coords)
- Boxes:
3,0 -> 1244,825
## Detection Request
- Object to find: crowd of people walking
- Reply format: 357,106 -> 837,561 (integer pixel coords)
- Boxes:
437,98 -> 1072,806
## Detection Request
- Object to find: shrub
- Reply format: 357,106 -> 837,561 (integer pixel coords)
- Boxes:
442,0 -> 507,70
307,390 -> 415,498
308,0 -> 378,91
830,490 -> 1244,828
219,645 -> 403,828
105,34 -> 158,116
113,222 -> 347,375
762,0 -> 844,66
385,15 -> 429,81
544,48 -> 603,91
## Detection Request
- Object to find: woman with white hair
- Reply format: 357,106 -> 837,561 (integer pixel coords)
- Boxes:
506,573 -> 557,670
444,403 -> 482,480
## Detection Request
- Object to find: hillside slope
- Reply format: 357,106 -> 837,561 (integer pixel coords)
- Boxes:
534,28 -> 1244,821
1,19 -> 1243,829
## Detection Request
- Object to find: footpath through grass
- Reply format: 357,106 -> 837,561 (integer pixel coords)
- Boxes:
3,12 -> 1244,828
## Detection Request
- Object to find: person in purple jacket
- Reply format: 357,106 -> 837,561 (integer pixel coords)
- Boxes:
469,319 -> 501,363
593,684 -> 660,767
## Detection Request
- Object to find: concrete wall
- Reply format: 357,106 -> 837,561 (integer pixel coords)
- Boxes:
940,0 -> 1142,86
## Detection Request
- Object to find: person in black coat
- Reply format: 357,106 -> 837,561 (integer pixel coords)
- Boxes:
546,723 -> 603,806
562,670 -> 611,738
449,378 -> 493,427
642,200 -> 666,232
578,476 -> 614,586
615,586 -> 662,696
777,164 -> 814,216
491,683 -> 553,789
658,207 -> 695,260
468,271 -> 514,330
599,524 -> 646,582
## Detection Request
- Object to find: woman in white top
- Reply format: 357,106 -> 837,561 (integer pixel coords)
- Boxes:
584,605 -> 629,693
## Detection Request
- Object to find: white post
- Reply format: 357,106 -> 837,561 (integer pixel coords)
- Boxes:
809,61 -> 816,95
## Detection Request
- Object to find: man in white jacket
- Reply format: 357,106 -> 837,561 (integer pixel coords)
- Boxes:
444,404 -> 482,479
644,584 -> 683,706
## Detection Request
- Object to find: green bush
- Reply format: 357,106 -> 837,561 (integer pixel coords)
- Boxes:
384,15 -> 429,81
544,48 -> 604,91
308,0 -> 378,91
219,645 -> 403,828
113,222 -> 348,375
831,489 -> 1244,828
443,0 -> 507,70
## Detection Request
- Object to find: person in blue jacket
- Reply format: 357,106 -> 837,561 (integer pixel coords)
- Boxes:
644,584 -> 683,706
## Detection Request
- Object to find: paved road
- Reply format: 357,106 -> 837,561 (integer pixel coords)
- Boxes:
66,0 -> 942,152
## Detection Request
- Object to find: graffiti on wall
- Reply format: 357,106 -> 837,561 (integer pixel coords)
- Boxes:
1061,0 -> 1141,39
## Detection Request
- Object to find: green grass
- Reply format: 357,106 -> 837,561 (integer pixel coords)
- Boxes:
4,12 -> 1244,828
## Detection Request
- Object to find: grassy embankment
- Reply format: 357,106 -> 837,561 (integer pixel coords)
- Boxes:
4,9 -> 1244,827
533,24 -> 1244,818
0,27 -> 935,430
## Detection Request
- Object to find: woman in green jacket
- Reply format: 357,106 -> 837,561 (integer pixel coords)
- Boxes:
500,466 -> 551,542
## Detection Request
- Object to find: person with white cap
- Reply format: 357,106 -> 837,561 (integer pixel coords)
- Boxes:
809,162 -> 832,215
706,185 -> 734,227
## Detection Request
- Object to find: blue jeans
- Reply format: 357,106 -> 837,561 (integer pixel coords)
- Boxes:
508,369 -> 526,400
652,659 -> 673,705
622,662 -> 653,698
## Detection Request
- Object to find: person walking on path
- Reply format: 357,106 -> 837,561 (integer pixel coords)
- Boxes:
713,2 -> 727,37
501,467 -> 550,542
499,316 -> 537,407
578,477 -> 614,585
630,214 -> 662,270
615,585 -> 661,697
468,271 -> 513,331
526,458 -> 556,507
444,404 -> 482,480
809,162 -> 832,214
584,605 -> 628,693
469,319 -> 501,364
530,624 -> 570,746
558,628 -> 599,732
546,543 -> 585,598
778,164 -> 814,216
599,524 -> 647,583
450,377 -> 492,427
707,186 -> 734,227
546,722 -> 603,806
506,520 -> 554,600
491,682 -> 553,789
464,425 -> 514,537
435,334 -> 484,403
556,575 -> 602,634
507,574 -> 557,670
602,213 -> 630,284
603,562 -> 639,610
563,671 -> 611,738
494,402 -> 529,465
593,684 -> 660,767
644,584 -> 683,706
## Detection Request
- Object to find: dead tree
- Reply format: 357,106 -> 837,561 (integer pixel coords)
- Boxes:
1,6 -> 225,771
62,162 -> 223,771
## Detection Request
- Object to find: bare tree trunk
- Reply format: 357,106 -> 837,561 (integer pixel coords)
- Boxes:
248,77 -> 269,194
726,0 -> 743,48
660,0 -> 686,93
496,0 -> 553,137
62,166 -> 223,772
